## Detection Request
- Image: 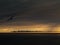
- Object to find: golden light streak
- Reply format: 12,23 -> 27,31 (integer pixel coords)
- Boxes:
0,24 -> 60,33
52,25 -> 60,33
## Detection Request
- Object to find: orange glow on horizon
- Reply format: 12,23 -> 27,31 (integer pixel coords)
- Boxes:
0,24 -> 60,33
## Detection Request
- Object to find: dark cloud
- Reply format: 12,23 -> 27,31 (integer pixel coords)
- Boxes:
0,0 -> 60,24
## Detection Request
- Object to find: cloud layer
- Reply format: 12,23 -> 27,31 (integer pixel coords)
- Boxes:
0,0 -> 60,25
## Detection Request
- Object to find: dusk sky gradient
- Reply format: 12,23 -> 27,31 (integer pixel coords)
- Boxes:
0,0 -> 60,32
0,0 -> 60,24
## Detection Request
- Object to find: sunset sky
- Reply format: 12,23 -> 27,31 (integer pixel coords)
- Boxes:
0,0 -> 60,33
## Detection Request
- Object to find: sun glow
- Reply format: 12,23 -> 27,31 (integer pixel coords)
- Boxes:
0,24 -> 60,33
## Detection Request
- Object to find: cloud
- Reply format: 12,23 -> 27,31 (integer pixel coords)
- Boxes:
0,0 -> 60,24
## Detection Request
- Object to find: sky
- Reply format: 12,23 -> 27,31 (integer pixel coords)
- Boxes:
0,0 -> 60,32
0,0 -> 60,23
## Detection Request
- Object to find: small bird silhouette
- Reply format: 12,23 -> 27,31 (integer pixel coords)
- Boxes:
7,16 -> 14,21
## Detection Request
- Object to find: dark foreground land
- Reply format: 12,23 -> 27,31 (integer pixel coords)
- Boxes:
0,33 -> 60,45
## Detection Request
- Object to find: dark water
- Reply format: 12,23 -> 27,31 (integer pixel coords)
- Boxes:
0,33 -> 60,45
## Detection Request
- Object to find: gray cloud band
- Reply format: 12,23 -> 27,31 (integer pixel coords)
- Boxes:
0,0 -> 60,23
